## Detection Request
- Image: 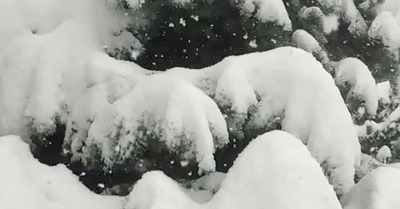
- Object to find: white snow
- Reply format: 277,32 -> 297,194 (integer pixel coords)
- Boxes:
375,0 -> 400,25
0,39 -> 360,194
0,135 -> 125,209
178,47 -> 360,195
376,145 -> 392,164
368,11 -> 400,49
334,57 -> 379,115
240,0 -> 292,30
292,30 -> 321,52
87,74 -> 229,174
341,167 -> 400,209
292,29 -> 329,64
323,14 -> 340,34
126,131 -> 342,209
0,0 -> 140,139
317,0 -> 368,36
376,81 -> 391,104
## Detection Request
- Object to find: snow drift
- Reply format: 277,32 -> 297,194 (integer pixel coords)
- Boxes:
126,131 -> 342,209
0,135 -> 125,209
0,131 -> 341,209
341,166 -> 400,209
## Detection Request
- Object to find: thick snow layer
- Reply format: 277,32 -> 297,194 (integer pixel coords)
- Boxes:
292,29 -> 322,52
240,0 -> 292,30
369,11 -> 400,49
87,74 -> 229,173
170,47 -> 360,195
376,145 -> 392,163
375,0 -> 400,25
0,41 -> 360,194
317,0 -> 367,36
0,135 -> 125,209
292,29 -> 329,64
0,0 -> 139,139
0,0 -> 135,50
323,14 -> 340,34
376,81 -> 391,104
341,167 -> 400,209
334,58 -> 379,115
126,131 -> 342,209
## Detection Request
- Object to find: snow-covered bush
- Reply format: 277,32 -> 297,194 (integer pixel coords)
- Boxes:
292,29 -> 330,65
239,0 -> 292,31
333,57 -> 378,121
0,35 -> 361,194
86,74 -> 229,174
368,11 -> 400,50
126,131 -> 342,209
376,145 -> 392,163
175,47 -> 360,195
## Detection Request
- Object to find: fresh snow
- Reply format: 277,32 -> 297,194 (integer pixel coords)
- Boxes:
341,167 -> 400,209
292,29 -> 329,64
317,0 -> 368,36
376,145 -> 392,164
368,11 -> 400,49
0,0 -> 361,197
0,135 -> 125,209
87,74 -> 229,174
334,58 -> 379,115
376,81 -> 391,104
0,41 -> 360,194
126,131 -> 342,209
239,0 -> 292,30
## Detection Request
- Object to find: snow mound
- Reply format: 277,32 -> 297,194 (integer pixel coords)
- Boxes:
376,145 -> 392,164
239,0 -> 292,30
292,29 -> 329,64
0,135 -> 125,209
377,81 -> 391,104
369,11 -> 400,49
87,74 -> 229,174
334,57 -> 378,115
126,131 -> 342,209
341,167 -> 400,209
